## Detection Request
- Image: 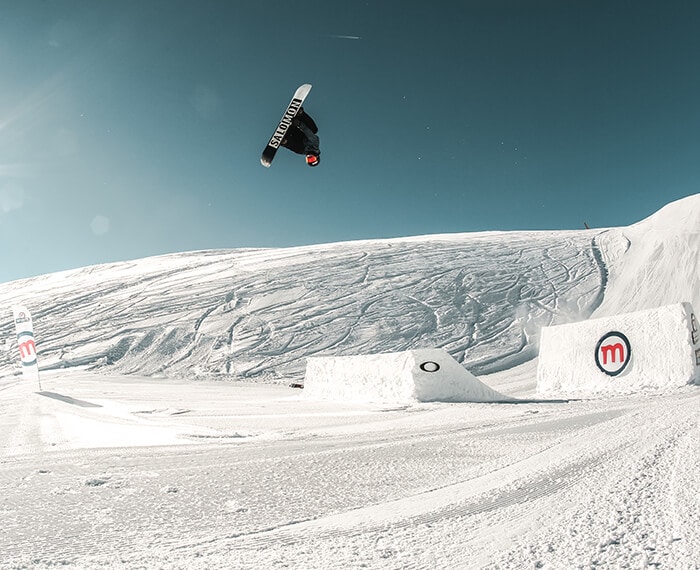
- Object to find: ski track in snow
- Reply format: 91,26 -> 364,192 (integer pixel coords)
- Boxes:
0,375 -> 697,569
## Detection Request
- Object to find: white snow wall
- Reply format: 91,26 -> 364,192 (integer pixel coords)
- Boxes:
537,302 -> 700,395
303,348 -> 512,403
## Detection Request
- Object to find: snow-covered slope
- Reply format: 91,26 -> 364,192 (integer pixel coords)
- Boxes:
0,195 -> 698,570
0,194 -> 697,383
592,194 -> 700,316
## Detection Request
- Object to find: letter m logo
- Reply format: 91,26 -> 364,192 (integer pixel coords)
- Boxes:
600,343 -> 625,365
595,331 -> 631,377
17,333 -> 37,366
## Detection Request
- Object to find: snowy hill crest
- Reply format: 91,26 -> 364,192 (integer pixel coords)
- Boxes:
1,195 -> 698,383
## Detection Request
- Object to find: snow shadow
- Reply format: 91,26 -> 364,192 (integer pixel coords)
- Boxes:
502,398 -> 572,404
37,391 -> 103,408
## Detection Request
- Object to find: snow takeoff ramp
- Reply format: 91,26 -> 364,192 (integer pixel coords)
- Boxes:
303,348 -> 512,404
537,302 -> 700,395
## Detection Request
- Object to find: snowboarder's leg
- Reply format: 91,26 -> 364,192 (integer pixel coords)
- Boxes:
298,123 -> 320,155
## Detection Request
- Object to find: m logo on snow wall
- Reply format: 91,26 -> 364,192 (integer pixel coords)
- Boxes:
595,331 -> 631,376
537,303 -> 699,394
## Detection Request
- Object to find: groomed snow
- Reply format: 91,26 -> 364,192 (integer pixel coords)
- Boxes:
1,371 -> 698,569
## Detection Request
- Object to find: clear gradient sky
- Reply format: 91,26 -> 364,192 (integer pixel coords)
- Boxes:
1,1 -> 699,283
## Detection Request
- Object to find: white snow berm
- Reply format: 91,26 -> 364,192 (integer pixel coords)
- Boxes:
537,302 -> 700,395
303,348 -> 512,403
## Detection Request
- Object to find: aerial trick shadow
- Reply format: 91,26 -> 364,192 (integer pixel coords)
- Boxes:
37,391 -> 103,408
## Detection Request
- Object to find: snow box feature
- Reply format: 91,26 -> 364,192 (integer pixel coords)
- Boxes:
537,302 -> 700,395
303,348 -> 512,403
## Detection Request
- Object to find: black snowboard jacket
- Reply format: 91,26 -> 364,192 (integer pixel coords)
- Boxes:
281,110 -> 319,155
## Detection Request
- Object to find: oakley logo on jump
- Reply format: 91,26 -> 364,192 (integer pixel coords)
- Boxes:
419,361 -> 440,373
595,331 -> 631,376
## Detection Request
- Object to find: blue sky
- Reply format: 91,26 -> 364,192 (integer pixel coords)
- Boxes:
1,1 -> 699,283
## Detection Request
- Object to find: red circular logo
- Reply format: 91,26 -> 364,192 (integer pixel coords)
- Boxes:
17,332 -> 37,366
595,331 -> 631,376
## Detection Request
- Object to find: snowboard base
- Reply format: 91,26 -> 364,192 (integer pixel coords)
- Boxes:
261,84 -> 312,168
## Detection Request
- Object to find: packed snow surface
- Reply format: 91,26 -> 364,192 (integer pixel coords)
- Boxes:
0,194 -> 698,569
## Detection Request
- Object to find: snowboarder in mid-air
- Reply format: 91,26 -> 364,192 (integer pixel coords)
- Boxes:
281,108 -> 321,167
260,84 -> 320,168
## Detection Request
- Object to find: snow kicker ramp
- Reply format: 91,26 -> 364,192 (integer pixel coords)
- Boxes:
303,348 -> 513,403
537,302 -> 700,395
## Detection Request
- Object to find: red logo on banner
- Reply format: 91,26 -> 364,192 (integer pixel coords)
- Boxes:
17,333 -> 37,366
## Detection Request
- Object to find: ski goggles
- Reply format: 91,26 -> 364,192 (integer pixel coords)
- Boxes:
306,154 -> 319,166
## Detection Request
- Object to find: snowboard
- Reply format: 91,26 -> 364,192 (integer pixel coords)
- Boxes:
261,83 -> 312,168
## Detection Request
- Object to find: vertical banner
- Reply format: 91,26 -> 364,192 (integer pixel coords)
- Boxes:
12,305 -> 41,389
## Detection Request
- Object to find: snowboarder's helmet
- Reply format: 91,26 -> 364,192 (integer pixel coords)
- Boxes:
306,154 -> 320,167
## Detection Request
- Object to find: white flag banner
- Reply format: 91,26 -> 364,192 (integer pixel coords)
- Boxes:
12,305 -> 41,387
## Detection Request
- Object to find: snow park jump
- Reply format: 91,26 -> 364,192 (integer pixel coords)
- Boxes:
303,348 -> 513,404
304,302 -> 700,404
537,302 -> 700,395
